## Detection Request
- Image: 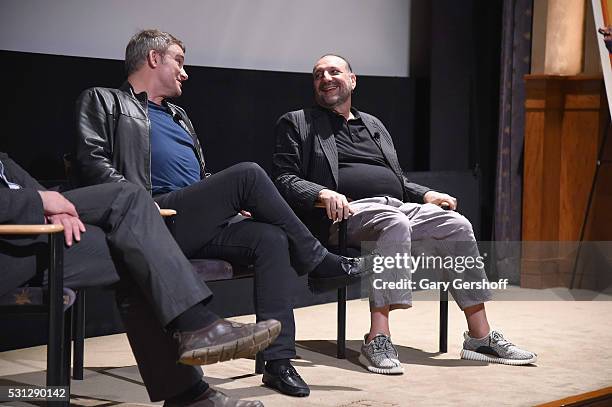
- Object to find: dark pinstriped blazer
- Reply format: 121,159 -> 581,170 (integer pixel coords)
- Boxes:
272,106 -> 430,242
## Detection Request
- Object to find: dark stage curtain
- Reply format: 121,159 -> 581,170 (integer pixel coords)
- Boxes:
493,0 -> 533,284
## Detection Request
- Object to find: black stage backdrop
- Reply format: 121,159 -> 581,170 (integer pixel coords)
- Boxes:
0,1 -> 506,349
0,50 -> 418,181
0,0 -> 504,238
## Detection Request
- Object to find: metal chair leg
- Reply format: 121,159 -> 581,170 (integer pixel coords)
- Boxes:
337,287 -> 347,359
63,307 -> 73,385
439,286 -> 448,353
47,232 -> 65,386
337,219 -> 348,359
255,351 -> 265,374
47,232 -> 70,407
73,290 -> 86,380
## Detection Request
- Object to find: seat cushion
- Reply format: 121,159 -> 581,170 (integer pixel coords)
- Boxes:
190,259 -> 254,282
190,259 -> 233,281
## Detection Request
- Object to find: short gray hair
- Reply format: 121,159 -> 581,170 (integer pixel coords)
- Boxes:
125,29 -> 186,76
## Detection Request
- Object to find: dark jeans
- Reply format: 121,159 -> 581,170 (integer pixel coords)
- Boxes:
154,162 -> 328,360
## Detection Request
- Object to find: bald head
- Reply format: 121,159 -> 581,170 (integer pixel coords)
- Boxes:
312,54 -> 356,117
313,54 -> 353,74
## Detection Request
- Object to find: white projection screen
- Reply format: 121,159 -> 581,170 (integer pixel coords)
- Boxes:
0,0 -> 411,77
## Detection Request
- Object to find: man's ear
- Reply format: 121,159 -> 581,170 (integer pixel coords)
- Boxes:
350,73 -> 357,92
147,49 -> 159,68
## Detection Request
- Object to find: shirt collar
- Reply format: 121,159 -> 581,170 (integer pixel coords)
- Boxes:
316,105 -> 361,122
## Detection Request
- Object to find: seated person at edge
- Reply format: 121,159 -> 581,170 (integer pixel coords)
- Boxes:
74,29 -> 369,398
272,54 -> 537,375
0,152 -> 279,407
598,26 -> 612,53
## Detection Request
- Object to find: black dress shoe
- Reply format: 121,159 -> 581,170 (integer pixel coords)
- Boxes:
164,387 -> 264,407
175,319 -> 281,365
308,256 -> 371,294
262,363 -> 310,397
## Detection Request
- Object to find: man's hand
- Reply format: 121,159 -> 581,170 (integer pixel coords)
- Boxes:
317,189 -> 354,222
423,191 -> 457,210
38,191 -> 86,246
46,213 -> 86,247
239,210 -> 252,218
38,191 -> 79,217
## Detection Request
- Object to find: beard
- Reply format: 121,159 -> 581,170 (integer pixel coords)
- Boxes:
315,84 -> 351,109
168,78 -> 183,97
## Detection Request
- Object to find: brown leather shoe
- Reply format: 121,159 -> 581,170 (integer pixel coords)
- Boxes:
164,387 -> 264,407
176,319 -> 281,365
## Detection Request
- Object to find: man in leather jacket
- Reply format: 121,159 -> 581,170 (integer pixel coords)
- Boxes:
74,29 -> 368,399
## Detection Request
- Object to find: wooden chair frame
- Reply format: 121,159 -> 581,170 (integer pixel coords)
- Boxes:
0,224 -> 70,407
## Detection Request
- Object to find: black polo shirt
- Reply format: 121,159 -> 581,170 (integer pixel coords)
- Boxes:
324,107 -> 403,201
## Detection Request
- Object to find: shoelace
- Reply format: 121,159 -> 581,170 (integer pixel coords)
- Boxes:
344,257 -> 363,276
490,331 -> 514,349
372,335 -> 396,355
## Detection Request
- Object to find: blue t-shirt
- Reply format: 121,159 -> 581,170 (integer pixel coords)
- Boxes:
149,102 -> 201,195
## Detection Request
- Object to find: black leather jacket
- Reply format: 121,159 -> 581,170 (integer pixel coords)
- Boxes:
75,82 -> 207,192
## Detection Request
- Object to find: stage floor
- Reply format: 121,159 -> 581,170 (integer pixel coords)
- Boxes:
1,286 -> 611,406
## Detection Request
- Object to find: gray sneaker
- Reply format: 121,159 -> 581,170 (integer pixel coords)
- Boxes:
461,330 -> 537,366
358,333 -> 405,374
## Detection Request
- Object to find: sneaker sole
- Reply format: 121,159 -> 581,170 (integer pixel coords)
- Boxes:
460,349 -> 537,366
358,354 -> 405,375
179,322 -> 281,366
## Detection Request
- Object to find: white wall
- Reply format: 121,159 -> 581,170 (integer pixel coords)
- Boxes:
0,0 -> 410,77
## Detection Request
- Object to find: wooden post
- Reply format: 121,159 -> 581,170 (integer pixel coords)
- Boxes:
522,75 -> 607,288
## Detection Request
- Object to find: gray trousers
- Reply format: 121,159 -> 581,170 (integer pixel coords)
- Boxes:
329,197 -> 492,310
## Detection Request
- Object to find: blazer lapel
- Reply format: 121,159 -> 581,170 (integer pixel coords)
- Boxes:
313,111 -> 339,187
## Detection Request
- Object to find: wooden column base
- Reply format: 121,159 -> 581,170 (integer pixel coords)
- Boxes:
521,75 -> 608,289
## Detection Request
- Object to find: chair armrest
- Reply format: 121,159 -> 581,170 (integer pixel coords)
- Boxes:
0,224 -> 64,235
312,201 -> 349,254
159,209 -> 177,217
1,211 -> 178,233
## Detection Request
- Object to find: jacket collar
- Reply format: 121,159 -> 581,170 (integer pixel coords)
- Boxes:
120,81 -> 182,119
121,81 -> 148,109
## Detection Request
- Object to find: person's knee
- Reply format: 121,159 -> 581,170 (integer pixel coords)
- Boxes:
114,181 -> 148,199
353,206 -> 412,243
448,212 -> 474,236
227,162 -> 270,188
233,161 -> 266,177
119,182 -> 157,207
380,212 -> 412,239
